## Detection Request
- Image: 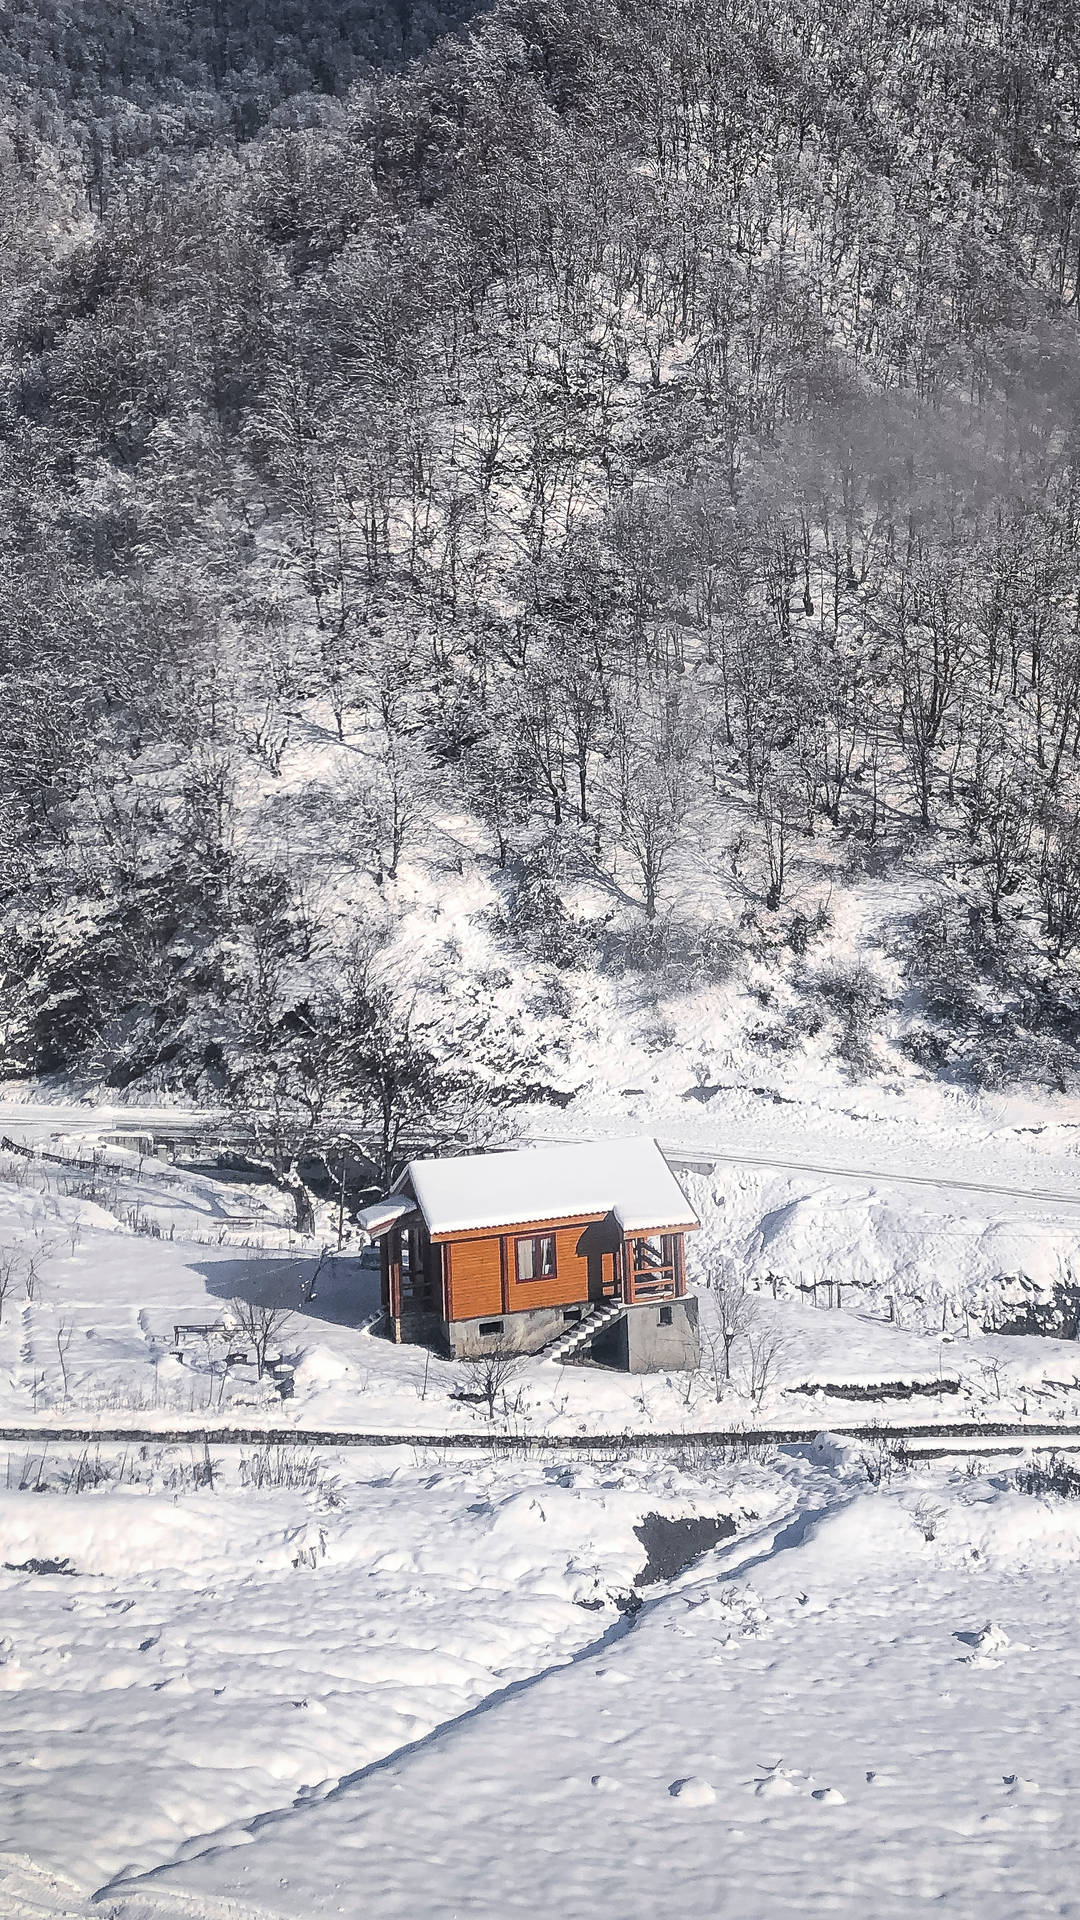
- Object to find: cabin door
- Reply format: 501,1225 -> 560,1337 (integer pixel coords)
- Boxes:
587,1248 -> 623,1304
579,1215 -> 625,1304
586,1248 -> 607,1304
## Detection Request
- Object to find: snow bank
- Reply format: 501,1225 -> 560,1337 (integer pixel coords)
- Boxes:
0,1490 -> 313,1580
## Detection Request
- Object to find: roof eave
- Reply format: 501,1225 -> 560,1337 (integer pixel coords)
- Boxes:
426,1207 -> 609,1245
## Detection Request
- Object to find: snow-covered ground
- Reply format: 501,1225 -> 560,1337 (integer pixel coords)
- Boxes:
127,1457 -> 1080,1920
0,1102 -> 1078,1437
2,1102 -> 1080,1916
4,1443 -> 1080,1918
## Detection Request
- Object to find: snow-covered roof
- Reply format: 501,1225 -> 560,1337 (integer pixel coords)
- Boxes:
404,1137 -> 698,1239
355,1197 -> 420,1241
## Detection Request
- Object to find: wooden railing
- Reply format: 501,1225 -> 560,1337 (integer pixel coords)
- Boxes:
629,1269 -> 678,1303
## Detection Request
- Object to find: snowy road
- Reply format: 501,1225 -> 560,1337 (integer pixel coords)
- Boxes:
4,1100 -> 1080,1211
663,1142 -> 1080,1208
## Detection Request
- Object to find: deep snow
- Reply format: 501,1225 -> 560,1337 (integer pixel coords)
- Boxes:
1,1102 -> 1080,1917
122,1462 -> 1080,1920
5,1446 -> 1080,1919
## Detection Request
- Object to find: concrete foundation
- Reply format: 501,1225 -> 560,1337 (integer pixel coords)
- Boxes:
447,1302 -> 590,1359
593,1296 -> 700,1373
387,1309 -> 443,1348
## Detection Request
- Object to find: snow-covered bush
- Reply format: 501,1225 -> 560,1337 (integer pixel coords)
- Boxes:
1015,1454 -> 1080,1500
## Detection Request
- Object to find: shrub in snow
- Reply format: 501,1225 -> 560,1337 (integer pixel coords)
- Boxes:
858,1429 -> 913,1486
239,1444 -> 330,1494
1015,1453 -> 1080,1500
599,917 -> 740,990
453,1344 -> 526,1421
910,1496 -> 946,1542
813,961 -> 888,1073
744,1323 -> 789,1408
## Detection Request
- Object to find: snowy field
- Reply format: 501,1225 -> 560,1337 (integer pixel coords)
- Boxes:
4,1443 -> 1080,1918
1,1100 -> 1080,1916
1,1098 -> 1080,1437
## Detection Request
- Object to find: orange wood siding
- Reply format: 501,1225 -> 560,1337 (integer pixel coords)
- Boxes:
446,1235 -> 503,1321
505,1224 -> 591,1313
439,1215 -> 698,1323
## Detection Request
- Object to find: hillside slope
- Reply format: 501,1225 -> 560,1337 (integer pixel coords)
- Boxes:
4,0 -> 1080,1156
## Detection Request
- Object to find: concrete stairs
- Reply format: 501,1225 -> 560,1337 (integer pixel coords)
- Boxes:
542,1300 -> 626,1364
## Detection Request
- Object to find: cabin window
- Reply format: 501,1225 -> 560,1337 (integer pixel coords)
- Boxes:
515,1233 -> 557,1281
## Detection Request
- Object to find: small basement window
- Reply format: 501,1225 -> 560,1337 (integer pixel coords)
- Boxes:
479,1320 -> 504,1336
515,1233 -> 557,1281
658,1305 -> 673,1326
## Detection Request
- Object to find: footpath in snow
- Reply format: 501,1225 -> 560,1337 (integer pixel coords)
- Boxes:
96,1446 -> 1080,1920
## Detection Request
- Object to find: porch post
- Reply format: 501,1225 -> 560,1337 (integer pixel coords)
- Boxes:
386,1229 -> 403,1341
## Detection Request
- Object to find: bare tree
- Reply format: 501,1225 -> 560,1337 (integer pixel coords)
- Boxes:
613,693 -> 693,919
965,746 -> 1034,924
758,772 -> 798,910
1039,802 -> 1080,957
0,1246 -> 26,1329
697,1322 -> 730,1402
456,1343 -> 525,1420
228,1299 -> 295,1380
892,549 -> 972,829
709,1259 -> 752,1382
350,723 -> 428,885
745,1321 -> 789,1408
56,1322 -> 73,1405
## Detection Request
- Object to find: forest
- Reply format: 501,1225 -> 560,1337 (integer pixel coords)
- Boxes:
4,0 -> 1080,1175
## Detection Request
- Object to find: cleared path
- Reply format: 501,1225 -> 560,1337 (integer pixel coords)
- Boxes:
662,1141 -> 1080,1209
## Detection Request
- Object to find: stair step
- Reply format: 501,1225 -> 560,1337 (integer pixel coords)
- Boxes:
542,1302 -> 626,1362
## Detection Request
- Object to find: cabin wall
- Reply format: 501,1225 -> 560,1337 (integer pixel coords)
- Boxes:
442,1218 -> 690,1327
446,1235 -> 503,1321
445,1220 -> 602,1321
504,1223 -> 592,1313
593,1297 -> 700,1373
448,1304 -> 588,1359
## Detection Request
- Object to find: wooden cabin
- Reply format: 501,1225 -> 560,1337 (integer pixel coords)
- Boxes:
357,1136 -> 700,1372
